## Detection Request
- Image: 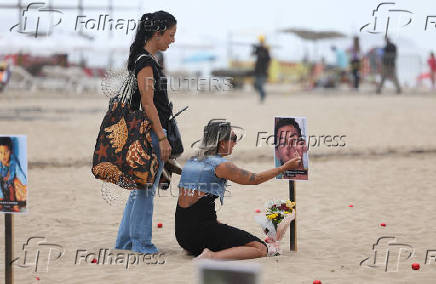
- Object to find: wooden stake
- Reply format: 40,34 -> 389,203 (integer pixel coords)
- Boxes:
289,180 -> 297,251
5,213 -> 14,284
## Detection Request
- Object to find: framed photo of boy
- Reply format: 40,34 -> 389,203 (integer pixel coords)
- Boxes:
0,135 -> 27,213
274,117 -> 309,180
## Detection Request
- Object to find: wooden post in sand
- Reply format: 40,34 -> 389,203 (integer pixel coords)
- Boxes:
5,214 -> 14,284
289,180 -> 297,251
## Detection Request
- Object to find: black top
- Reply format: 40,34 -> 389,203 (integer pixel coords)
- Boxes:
132,49 -> 171,130
383,42 -> 397,66
252,45 -> 271,76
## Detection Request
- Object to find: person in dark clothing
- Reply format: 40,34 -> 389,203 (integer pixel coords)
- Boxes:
376,37 -> 402,94
350,36 -> 361,90
252,35 -> 271,103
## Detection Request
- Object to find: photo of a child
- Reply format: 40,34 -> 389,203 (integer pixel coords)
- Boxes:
0,136 -> 27,213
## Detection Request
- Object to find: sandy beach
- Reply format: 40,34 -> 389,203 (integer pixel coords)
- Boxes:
1,88 -> 436,283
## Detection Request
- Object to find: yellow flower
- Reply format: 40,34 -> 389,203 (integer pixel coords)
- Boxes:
286,200 -> 296,209
267,213 -> 279,220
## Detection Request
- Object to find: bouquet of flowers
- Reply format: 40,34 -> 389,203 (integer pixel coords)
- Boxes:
254,199 -> 296,256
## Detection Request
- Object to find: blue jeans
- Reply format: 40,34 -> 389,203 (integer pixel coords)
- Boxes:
254,76 -> 267,102
115,129 -> 166,254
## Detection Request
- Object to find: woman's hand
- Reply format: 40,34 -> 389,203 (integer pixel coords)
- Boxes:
159,138 -> 172,162
282,156 -> 301,171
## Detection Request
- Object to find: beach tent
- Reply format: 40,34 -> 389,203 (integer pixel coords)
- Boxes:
279,27 -> 346,61
279,28 -> 346,41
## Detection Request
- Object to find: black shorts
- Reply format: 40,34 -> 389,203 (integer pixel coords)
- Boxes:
175,195 -> 266,256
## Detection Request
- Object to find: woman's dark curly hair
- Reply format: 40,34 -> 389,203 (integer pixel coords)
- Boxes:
127,11 -> 176,71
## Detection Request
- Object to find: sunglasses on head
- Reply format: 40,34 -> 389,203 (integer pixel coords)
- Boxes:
230,133 -> 237,142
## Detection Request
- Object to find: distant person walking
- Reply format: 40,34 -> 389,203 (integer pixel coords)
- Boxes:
331,45 -> 348,87
427,52 -> 436,89
252,35 -> 271,103
376,37 -> 401,94
350,36 -> 361,90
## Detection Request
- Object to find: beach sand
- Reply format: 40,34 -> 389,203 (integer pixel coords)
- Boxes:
1,89 -> 436,283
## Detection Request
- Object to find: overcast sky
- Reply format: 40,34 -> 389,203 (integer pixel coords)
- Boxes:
1,0 -> 435,69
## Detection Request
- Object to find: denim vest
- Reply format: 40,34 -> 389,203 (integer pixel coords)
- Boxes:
178,155 -> 228,204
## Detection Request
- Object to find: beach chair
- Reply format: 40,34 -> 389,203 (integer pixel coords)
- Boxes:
8,65 -> 35,91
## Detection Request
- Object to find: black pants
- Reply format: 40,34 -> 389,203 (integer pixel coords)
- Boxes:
175,195 -> 266,256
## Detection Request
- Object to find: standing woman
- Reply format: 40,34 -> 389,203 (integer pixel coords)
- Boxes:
115,11 -> 176,254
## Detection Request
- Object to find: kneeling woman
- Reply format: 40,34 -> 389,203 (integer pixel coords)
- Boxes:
175,119 -> 301,260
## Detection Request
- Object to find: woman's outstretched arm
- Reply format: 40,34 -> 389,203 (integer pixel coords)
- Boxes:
215,157 -> 300,185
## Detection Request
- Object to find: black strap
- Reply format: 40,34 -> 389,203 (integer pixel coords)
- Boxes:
170,105 -> 189,120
